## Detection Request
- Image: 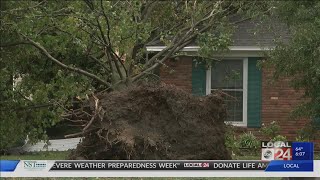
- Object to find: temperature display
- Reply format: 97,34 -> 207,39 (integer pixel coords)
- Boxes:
292,142 -> 313,160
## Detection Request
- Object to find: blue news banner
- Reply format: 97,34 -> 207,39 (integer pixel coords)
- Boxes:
265,142 -> 314,172
0,142 -> 314,172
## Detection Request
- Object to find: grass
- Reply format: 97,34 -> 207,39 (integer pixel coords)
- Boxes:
2,178 -> 282,180
0,151 -> 70,160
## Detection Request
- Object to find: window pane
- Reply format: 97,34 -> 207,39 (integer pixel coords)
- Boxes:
211,60 -> 243,122
224,91 -> 243,122
211,60 -> 243,89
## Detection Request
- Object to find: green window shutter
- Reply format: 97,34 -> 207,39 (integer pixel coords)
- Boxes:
247,57 -> 262,128
192,60 -> 206,96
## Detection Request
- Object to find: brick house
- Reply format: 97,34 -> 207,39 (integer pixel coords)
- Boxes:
146,18 -> 320,149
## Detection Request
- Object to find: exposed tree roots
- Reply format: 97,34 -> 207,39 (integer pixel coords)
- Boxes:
67,83 -> 231,160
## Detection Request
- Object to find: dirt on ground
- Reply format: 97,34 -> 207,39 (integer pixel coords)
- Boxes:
68,83 -> 231,160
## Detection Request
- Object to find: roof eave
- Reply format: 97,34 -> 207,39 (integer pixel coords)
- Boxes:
146,46 -> 274,52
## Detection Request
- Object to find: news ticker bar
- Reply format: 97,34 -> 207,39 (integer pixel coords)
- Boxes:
51,161 -> 266,170
0,160 -> 314,172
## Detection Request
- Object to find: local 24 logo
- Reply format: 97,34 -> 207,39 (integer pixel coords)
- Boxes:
261,141 -> 292,161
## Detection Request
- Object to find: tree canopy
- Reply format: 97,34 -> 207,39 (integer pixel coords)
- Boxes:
264,1 -> 320,121
1,0 -> 319,151
1,0 -> 258,150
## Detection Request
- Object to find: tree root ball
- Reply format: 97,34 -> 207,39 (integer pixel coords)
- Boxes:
69,83 -> 231,160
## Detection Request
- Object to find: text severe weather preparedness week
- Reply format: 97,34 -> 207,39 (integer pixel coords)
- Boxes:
50,161 -> 269,170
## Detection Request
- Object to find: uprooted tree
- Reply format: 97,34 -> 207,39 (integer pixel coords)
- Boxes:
0,0 -> 265,152
68,84 -> 231,160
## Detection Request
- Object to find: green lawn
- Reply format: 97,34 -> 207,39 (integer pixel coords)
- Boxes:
1,178 -> 282,180
0,151 -> 70,160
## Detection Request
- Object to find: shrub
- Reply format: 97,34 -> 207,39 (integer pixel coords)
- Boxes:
260,121 -> 281,140
271,135 -> 287,142
224,124 -> 240,155
238,132 -> 259,149
296,121 -> 319,142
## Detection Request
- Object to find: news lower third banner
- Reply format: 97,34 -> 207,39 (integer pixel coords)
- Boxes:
1,160 -> 319,177
51,160 -> 268,170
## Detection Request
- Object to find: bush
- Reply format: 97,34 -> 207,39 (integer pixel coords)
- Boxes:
238,132 -> 260,149
295,121 -> 320,142
271,135 -> 287,142
260,121 -> 280,140
225,124 -> 240,155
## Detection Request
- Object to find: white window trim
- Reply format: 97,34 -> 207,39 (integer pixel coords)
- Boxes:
146,46 -> 274,52
206,58 -> 248,127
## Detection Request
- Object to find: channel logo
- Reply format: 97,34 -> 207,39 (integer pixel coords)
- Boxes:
261,141 -> 292,161
184,162 -> 209,168
261,148 -> 275,161
23,161 -> 47,171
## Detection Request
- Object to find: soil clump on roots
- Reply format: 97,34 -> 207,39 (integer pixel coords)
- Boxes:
68,83 -> 231,160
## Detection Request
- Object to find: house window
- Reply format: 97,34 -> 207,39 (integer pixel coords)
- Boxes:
206,58 -> 248,126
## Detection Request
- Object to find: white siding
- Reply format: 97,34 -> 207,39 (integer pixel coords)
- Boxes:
22,138 -> 82,152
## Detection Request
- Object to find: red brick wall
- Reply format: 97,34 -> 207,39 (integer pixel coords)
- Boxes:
159,57 -> 193,93
159,57 -> 320,150
261,68 -> 307,139
259,67 -> 320,149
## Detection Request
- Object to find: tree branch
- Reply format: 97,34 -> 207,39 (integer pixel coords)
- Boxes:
89,55 -> 110,72
1,0 -> 47,13
143,1 -> 223,69
0,41 -> 30,47
64,132 -> 84,138
131,38 -> 191,82
96,1 -> 127,79
132,1 -> 225,82
99,0 -> 112,45
109,48 -> 128,77
141,1 -> 158,23
108,48 -> 124,80
96,18 -> 109,46
22,35 -> 112,87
